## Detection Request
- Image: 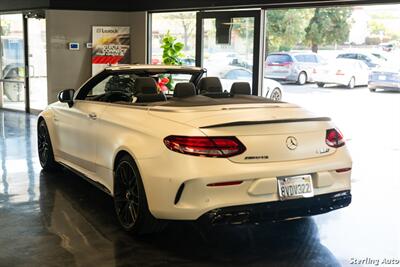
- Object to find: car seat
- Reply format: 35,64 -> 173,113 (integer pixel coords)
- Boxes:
230,82 -> 251,95
173,83 -> 196,98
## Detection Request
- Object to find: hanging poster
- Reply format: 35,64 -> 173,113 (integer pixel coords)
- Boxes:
92,26 -> 130,75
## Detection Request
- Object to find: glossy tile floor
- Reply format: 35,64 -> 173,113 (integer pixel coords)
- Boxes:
0,87 -> 399,267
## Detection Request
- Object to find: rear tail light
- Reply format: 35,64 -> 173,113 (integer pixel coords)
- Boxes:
283,62 -> 293,68
326,128 -> 345,148
336,69 -> 345,75
336,167 -> 352,173
164,136 -> 246,158
267,62 -> 292,68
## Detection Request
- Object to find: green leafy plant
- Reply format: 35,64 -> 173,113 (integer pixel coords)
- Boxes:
161,31 -> 184,65
160,31 -> 185,91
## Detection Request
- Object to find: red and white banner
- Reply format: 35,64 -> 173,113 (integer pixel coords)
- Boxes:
92,26 -> 130,75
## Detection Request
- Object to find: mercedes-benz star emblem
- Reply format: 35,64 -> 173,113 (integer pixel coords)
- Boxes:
286,136 -> 298,150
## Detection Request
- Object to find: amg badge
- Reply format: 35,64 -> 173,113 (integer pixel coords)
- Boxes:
244,155 -> 269,160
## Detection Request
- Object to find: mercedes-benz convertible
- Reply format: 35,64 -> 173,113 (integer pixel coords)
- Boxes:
38,65 -> 352,234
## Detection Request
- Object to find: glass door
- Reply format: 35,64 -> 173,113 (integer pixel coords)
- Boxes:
0,14 -> 26,111
28,17 -> 47,111
196,11 -> 261,95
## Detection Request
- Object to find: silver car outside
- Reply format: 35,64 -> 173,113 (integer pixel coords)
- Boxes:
265,52 -> 324,85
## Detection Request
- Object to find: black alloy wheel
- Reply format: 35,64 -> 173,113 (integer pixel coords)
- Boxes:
113,155 -> 166,234
38,120 -> 58,171
114,160 -> 140,229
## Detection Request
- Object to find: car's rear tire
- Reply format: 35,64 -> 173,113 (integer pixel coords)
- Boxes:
317,82 -> 325,88
113,154 -> 166,235
348,77 -> 355,89
297,72 -> 307,85
369,87 -> 376,92
269,87 -> 282,101
38,119 -> 59,171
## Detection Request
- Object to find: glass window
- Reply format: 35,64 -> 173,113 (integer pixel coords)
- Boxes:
294,55 -> 305,62
84,72 -> 195,101
150,12 -> 196,66
0,14 -> 25,111
358,54 -> 371,62
267,54 -> 292,64
88,75 -> 113,97
338,53 -> 356,59
224,69 -> 252,80
28,18 -> 47,111
86,74 -> 137,99
305,54 -> 318,63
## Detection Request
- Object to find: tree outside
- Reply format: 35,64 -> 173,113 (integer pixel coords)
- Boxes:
266,9 -> 313,53
304,7 -> 353,53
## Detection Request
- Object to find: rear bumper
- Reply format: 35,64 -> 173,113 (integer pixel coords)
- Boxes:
369,81 -> 400,91
198,190 -> 352,225
315,77 -> 350,86
265,72 -> 298,82
139,146 -> 352,220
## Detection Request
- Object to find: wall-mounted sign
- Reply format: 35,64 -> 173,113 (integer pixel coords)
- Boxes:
92,26 -> 130,75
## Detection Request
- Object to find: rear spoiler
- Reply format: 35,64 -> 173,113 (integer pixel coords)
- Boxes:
200,117 -> 331,129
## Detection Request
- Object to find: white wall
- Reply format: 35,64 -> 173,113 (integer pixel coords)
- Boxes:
45,10 -> 147,103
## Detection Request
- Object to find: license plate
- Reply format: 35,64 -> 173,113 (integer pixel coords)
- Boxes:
277,175 -> 314,200
378,75 -> 387,81
271,66 -> 281,71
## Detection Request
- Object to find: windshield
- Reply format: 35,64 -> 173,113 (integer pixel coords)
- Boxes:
76,68 -> 205,100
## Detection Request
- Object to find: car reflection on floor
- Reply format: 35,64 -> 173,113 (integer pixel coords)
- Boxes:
38,169 -> 340,267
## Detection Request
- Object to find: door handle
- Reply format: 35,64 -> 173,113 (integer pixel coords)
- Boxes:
88,112 -> 97,120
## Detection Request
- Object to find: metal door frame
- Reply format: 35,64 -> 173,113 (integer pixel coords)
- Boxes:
195,10 -> 262,95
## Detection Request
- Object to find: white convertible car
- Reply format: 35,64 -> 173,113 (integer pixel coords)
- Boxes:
38,65 -> 352,234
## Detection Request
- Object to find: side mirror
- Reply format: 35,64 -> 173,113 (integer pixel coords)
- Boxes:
58,89 -> 75,108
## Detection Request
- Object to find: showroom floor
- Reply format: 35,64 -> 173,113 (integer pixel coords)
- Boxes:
0,86 -> 399,267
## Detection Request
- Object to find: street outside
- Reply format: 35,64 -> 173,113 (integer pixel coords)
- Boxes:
281,82 -> 400,265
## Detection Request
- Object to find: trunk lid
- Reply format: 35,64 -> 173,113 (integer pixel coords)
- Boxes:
150,103 -> 336,163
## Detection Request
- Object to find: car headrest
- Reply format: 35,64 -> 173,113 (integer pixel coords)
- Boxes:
197,77 -> 223,93
173,83 -> 196,98
105,76 -> 134,93
135,93 -> 167,103
134,77 -> 158,94
230,82 -> 251,95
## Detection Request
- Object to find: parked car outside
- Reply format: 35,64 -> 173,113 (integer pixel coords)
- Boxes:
265,52 -> 324,85
379,42 -> 396,52
315,58 -> 369,89
369,66 -> 400,92
219,67 -> 284,101
180,57 -> 196,66
230,56 -> 252,70
336,51 -> 384,69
